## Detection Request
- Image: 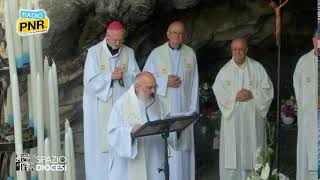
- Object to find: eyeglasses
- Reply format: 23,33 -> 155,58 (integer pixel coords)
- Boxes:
168,31 -> 184,37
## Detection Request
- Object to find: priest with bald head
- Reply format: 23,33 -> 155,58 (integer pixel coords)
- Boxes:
212,37 -> 274,180
143,20 -> 199,180
83,21 -> 140,179
107,71 -> 166,180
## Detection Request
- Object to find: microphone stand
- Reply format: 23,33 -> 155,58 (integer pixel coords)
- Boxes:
145,94 -> 155,122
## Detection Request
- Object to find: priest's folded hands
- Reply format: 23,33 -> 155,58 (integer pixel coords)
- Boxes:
236,89 -> 253,101
167,74 -> 181,88
112,67 -> 124,80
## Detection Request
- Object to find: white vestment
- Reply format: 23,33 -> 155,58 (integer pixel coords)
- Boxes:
83,39 -> 140,180
293,50 -> 318,180
107,85 -> 166,180
212,57 -> 274,180
143,42 -> 199,180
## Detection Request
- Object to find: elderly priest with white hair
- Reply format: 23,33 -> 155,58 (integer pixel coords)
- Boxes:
107,72 -> 166,180
212,37 -> 274,180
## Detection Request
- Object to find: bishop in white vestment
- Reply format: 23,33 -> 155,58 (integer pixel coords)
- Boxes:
83,21 -> 140,180
293,32 -> 318,180
143,21 -> 199,180
108,72 -> 165,180
212,38 -> 274,180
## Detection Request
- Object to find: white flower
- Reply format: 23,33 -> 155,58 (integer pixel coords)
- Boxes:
260,163 -> 270,180
254,164 -> 263,171
271,168 -> 278,175
279,173 -> 290,180
256,146 -> 262,158
247,176 -> 261,180
247,176 -> 254,180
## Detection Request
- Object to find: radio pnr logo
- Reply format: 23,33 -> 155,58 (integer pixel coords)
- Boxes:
17,9 -> 49,36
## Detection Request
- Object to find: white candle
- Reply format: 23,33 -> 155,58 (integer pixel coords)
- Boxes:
51,61 -> 60,124
44,138 -> 52,180
36,73 -> 45,180
9,0 -> 23,67
27,75 -> 33,128
48,67 -> 61,180
30,147 -> 38,178
4,0 -> 16,73
9,152 -> 16,179
52,62 -> 62,180
21,0 -> 29,65
34,0 -> 44,81
43,57 -> 50,134
4,1 -> 26,179
5,85 -> 13,126
10,74 -> 27,180
65,119 -> 76,180
27,0 -> 38,133
64,133 -> 72,180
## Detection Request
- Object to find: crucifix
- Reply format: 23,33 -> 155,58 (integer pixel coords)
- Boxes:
269,0 -> 288,46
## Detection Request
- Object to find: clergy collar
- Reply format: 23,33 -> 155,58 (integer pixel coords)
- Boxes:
106,42 -> 120,56
232,57 -> 247,69
168,43 -> 182,51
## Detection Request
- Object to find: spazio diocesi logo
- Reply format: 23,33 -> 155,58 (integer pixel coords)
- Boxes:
16,153 -> 66,172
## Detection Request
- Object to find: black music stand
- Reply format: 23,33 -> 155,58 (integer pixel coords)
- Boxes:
131,113 -> 199,180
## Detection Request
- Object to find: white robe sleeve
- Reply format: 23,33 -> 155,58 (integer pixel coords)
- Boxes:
212,67 -> 237,119
293,59 -> 302,108
108,100 -> 138,159
83,47 -> 112,101
251,64 -> 274,119
143,49 -> 168,96
123,48 -> 141,83
188,54 -> 199,113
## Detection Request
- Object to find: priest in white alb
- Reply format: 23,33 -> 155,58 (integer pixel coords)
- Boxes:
83,21 -> 140,180
143,20 -> 199,180
293,31 -> 318,180
107,72 -> 165,180
212,38 -> 274,180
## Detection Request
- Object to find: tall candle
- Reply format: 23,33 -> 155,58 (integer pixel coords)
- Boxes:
10,74 -> 26,180
48,67 -> 60,180
30,147 -> 38,179
51,61 -> 60,126
8,152 -> 16,180
36,73 -> 45,180
34,0 -> 43,81
27,0 -> 38,134
9,0 -> 23,67
65,119 -> 76,180
27,75 -> 33,128
4,0 -> 17,73
4,1 -> 26,179
43,57 -> 50,134
64,133 -> 72,180
21,0 -> 29,65
44,138 -> 52,180
6,85 -> 13,126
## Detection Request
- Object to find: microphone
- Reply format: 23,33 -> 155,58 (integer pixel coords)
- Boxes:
145,93 -> 156,122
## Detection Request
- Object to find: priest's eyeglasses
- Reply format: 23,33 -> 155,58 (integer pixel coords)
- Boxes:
168,31 -> 184,37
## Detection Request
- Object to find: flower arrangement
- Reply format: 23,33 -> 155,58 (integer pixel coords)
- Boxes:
199,82 -> 221,130
280,96 -> 297,118
247,121 -> 289,180
280,96 -> 297,125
